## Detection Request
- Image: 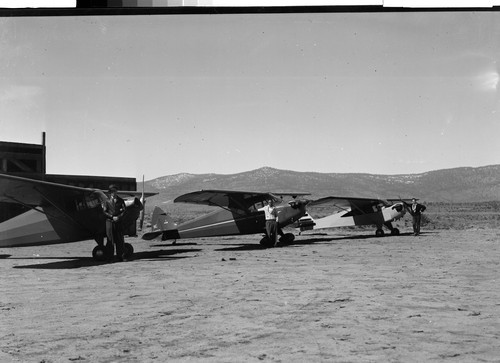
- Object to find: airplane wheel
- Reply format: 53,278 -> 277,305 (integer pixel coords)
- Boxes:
391,228 -> 400,236
279,233 -> 295,244
92,245 -> 108,261
375,229 -> 385,237
259,236 -> 273,248
123,243 -> 134,259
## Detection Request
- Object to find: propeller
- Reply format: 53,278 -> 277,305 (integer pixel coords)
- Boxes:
138,175 -> 145,231
392,203 -> 404,212
396,196 -> 414,215
288,199 -> 310,209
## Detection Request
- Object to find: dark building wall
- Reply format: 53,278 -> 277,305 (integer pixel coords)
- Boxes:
0,141 -> 45,174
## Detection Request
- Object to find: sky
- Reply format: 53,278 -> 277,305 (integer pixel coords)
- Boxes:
1,7 -> 499,180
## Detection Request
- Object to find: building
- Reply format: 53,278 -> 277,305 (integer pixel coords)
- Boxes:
0,133 -> 137,191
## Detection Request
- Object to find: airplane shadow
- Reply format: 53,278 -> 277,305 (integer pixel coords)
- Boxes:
150,242 -> 198,248
215,244 -> 271,252
214,231 -> 419,251
214,237 -> 342,251
293,231 -> 442,245
11,248 -> 201,270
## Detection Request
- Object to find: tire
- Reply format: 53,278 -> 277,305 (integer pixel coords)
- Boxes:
375,229 -> 385,237
391,228 -> 400,236
259,236 -> 273,248
123,243 -> 134,259
279,233 -> 295,244
92,245 -> 108,261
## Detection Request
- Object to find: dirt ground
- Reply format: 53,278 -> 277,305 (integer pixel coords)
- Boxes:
1,228 -> 500,362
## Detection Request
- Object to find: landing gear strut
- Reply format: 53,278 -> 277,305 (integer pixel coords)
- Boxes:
259,231 -> 295,248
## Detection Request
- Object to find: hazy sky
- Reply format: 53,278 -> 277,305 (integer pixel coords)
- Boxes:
1,9 -> 499,180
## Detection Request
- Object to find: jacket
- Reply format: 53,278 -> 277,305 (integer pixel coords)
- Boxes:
410,203 -> 426,216
103,195 -> 126,221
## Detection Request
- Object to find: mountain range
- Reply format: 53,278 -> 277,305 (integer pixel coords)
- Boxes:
145,165 -> 500,204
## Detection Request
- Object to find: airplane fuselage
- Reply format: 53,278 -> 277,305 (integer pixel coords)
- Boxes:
164,201 -> 308,240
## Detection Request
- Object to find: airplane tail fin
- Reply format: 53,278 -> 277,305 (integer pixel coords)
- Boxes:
142,206 -> 178,240
150,206 -> 177,232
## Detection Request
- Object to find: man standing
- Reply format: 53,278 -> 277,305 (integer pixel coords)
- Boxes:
409,198 -> 426,236
103,184 -> 127,261
263,198 -> 279,247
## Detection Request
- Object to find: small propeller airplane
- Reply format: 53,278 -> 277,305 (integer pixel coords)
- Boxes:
0,173 -> 157,260
294,196 -> 410,237
142,189 -> 311,247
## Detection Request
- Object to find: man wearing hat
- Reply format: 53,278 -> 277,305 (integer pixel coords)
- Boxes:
103,184 -> 127,261
409,198 -> 426,236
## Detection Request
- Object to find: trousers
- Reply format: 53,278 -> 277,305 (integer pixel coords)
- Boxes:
266,219 -> 278,244
106,220 -> 124,258
412,214 -> 422,235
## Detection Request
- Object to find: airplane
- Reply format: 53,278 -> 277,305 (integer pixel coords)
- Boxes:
0,173 -> 157,260
142,189 -> 311,247
294,196 -> 409,237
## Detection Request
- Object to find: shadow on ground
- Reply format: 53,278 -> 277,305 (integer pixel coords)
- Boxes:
213,231 -> 425,251
11,249 -> 201,269
151,242 -> 198,248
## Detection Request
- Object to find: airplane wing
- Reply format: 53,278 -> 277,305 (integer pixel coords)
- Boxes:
386,198 -> 415,206
117,191 -> 157,198
308,196 -> 389,216
174,190 -> 275,211
0,173 -> 105,206
174,189 -> 310,212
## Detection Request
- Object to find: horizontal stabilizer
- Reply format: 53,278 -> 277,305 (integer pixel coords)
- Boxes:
141,231 -> 163,240
142,228 -> 181,241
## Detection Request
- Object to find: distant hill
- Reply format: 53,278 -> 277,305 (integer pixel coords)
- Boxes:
144,165 -> 500,206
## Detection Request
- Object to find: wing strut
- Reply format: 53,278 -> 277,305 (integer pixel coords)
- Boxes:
3,193 -> 47,215
4,189 -> 93,233
201,193 -> 251,217
33,185 -> 95,232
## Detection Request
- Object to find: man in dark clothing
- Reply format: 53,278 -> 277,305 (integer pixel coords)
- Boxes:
409,198 -> 426,236
103,184 -> 127,261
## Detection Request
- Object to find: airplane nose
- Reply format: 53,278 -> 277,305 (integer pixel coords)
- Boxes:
393,204 -> 403,212
289,200 -> 307,209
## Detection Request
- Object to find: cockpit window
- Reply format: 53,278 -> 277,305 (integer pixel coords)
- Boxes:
75,195 -> 102,211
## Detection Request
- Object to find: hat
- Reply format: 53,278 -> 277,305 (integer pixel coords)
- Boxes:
108,184 -> 118,192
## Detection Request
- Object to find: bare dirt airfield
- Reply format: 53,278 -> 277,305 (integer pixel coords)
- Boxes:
1,225 -> 500,362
